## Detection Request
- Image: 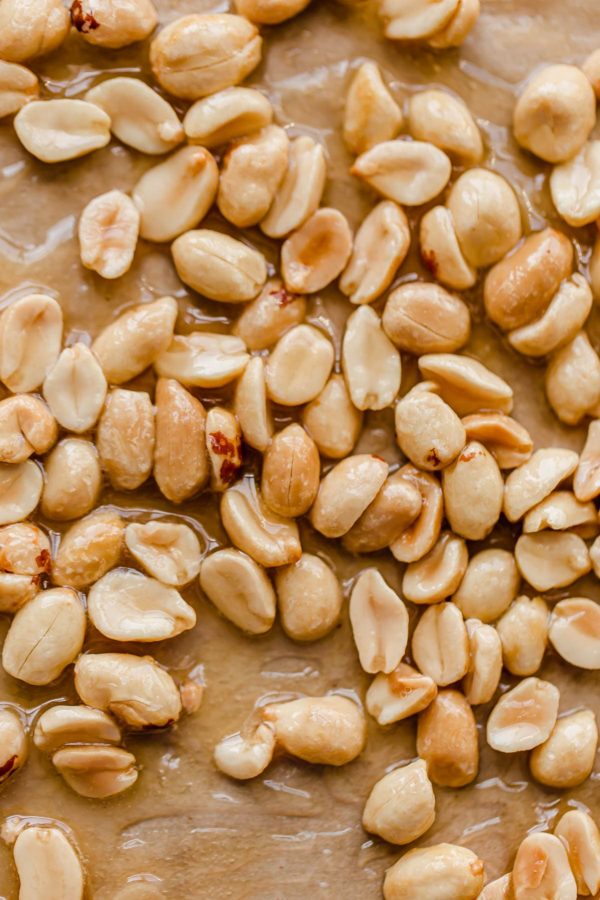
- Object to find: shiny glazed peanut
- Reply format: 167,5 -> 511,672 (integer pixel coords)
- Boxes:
523,490 -> 598,535
0,0 -> 70,62
574,420 -> 600,501
442,441 -> 503,540
509,272 -> 593,357
53,510 -> 124,590
363,760 -> 435,846
453,548 -> 519,622
302,374 -> 363,459
343,470 -> 422,553
503,448 -> 579,522
172,230 -> 267,303
342,306 -> 401,411
205,406 -> 242,493
395,385 -> 466,471
529,709 -> 598,789
390,464 -> 443,563
184,87 -> 272,147
402,531 -> 468,604
554,809 -> 600,897
550,141 -> 600,226
383,282 -> 471,354
43,344 -> 107,434
419,205 -> 476,290
261,424 -> 320,518
0,60 -> 39,118
214,721 -> 276,781
487,677 -> 559,753
0,294 -> 62,394
512,832 -> 577,900
408,89 -> 482,163
78,190 -> 140,279
0,394 -> 56,464
545,331 -> 600,425
352,138 -> 452,206
125,521 -> 201,587
343,61 -> 403,155
515,531 -> 591,591
416,689 -> 479,788
418,353 -> 513,416
549,597 -> 600,669
42,439 -> 101,522
411,601 -> 470,687
310,454 -> 388,538
379,0 -> 460,41
233,356 -> 274,453
266,324 -> 334,406
0,707 -> 27,784
0,461 -> 43,527
340,201 -> 410,305
71,0 -> 157,48
349,569 -> 408,674
233,279 -> 306,352
462,619 -> 502,705
261,135 -> 326,239
462,412 -> 533,469
281,208 -> 353,294
275,553 -> 343,642
154,378 -> 209,504
0,523 -> 50,613
97,389 -> 155,491
220,479 -> 301,567
218,125 -> 289,228
366,663 -> 437,725
155,333 -> 249,388
497,596 -> 548,677
12,825 -> 84,900
263,695 -> 366,766
14,99 -> 111,163
34,705 -> 121,753
420,0 -> 481,48
52,744 -> 138,799
234,0 -> 311,23
200,548 -> 276,634
383,843 -> 484,900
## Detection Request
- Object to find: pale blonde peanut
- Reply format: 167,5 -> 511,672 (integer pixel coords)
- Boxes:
206,407 -> 243,493
592,233 -> 600,301
220,479 -> 301,567
515,531 -> 591,591
261,424 -> 319,518
0,294 -> 62,394
0,523 -> 50,613
263,695 -> 366,766
0,0 -> 69,62
411,601 -> 470,687
343,470 -> 422,553
379,0 -> 460,41
43,344 -> 107,434
550,141 -> 600,226
97,389 -> 154,491
508,271 -> 592,355
266,324 -> 334,406
453,548 -> 520,623
2,588 -> 86,686
200,548 -> 276,634
233,356 -> 274,453
408,89 -> 483,163
233,279 -> 306,352
281,208 -> 353,294
133,146 -> 218,243
395,385 -> 466,471
497,596 -> 548,677
549,597 -> 600,670
349,569 -> 408,674
14,99 -> 111,163
154,378 -> 209,504
275,553 -> 342,642
574,420 -> 600,501
302,374 -> 363,459
0,461 -> 43,527
366,663 -> 437,726
403,531 -> 467,605
92,296 -> 177,384
418,353 -> 513,416
41,439 -> 101,522
0,60 -> 39,119
214,721 -> 276,780
462,619 -> 502,706
343,61 -> 403,155
383,843 -> 484,900
0,394 -> 56,464
71,0 -> 157,49
523,490 -> 597,535
416,689 -> 479,788
419,205 -> 476,290
583,48 -> 600,97
172,230 -> 267,303
363,760 -> 435,846
261,135 -> 326,239
340,201 -> 410,305
155,333 -> 249,388
512,832 -> 577,900
0,707 -> 27,784
530,709 -> 598,789
462,412 -> 533,469
383,282 -> 471,354
442,442 -> 503,540
352,139 -> 452,206
310,454 -> 388,538
234,0 -> 311,23
12,825 -> 84,900
591,535 -> 600,578
554,809 -> 600,897
53,510 -> 124,590
427,0 -> 480,48
545,331 -> 600,425
149,14 -> 262,101
184,87 -> 272,147
342,306 -> 401,411
447,169 -> 522,268
125,521 -> 201,587
486,677 -> 559,753
503,448 -> 579,523
53,744 -> 138,799
218,126 -> 290,229
477,875 -> 513,900
390,465 -> 443,563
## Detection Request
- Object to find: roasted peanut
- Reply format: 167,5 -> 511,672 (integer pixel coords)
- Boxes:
549,597 -> 600,669
220,479 -> 301,567
12,825 -> 84,900
462,619 -> 502,705
34,705 -> 121,753
366,663 -> 437,725
53,744 -> 138,799
524,490 -> 597,535
417,689 -> 479,787
205,407 -> 242,493
516,531 -> 591,590
418,353 -> 513,416
281,208 -> 353,294
53,511 -> 124,590
545,331 -> 600,425
442,441 -> 503,540
503,448 -> 579,523
125,521 -> 201,587
408,89 -> 483,163
403,531 -> 468,604
363,760 -> 435,846
71,0 -> 157,48
14,99 -> 111,163
349,569 -> 408,673
343,61 -> 403,155
383,282 -> 471,355
233,356 -> 274,453
41,439 -> 101,522
383,843 -> 484,900
43,344 -> 107,434
184,87 -> 272,146
411,601 -> 470,687
555,809 -> 600,897
266,324 -> 334,406
0,60 -> 39,118
352,139 -> 452,206
302,374 -> 363,459
395,384 -> 466,471
0,523 -> 50,613
0,394 -> 56,464
462,412 -> 533,469
97,389 -> 155,491
512,832 -> 577,900
574,420 -> 600,501
343,469 -> 422,553
342,306 -> 401,410
340,201 -> 410,305
172,230 -> 267,303
530,709 -> 598,789
0,294 -> 62,394
155,333 -> 249,388
154,378 -> 209,504
0,0 -> 70,62
261,136 -> 326,239
427,0 -> 480,48
497,596 -> 548,676
310,454 -> 388,538
233,279 -> 306,352
214,720 -> 276,780
390,465 -> 443,563
234,0 -> 311,23
0,707 -> 27,784
275,553 -> 342,641
550,141 -> 600,226
261,424 -> 319,517
200,548 -> 276,634
486,677 -> 559,753
477,875 -> 513,900
218,126 -> 290,228
453,548 -> 520,623
379,0 -> 460,41
0,461 -> 43,526
263,695 -> 366,765
419,205 -> 476,290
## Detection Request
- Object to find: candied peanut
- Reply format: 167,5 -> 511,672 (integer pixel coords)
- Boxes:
310,454 -> 388,538
442,442 -> 503,540
379,0 -> 460,41
2,588 -> 85,685
281,208 -> 353,294
75,652 -> 182,728
462,619 -> 502,705
154,378 -> 209,504
34,705 -> 121,753
0,60 -> 38,118
218,125 -> 289,228
403,531 -> 467,604
263,695 -> 366,766
200,548 -> 276,634
155,333 -> 249,388
53,744 -> 138,799
592,234 -> 600,301
523,490 -> 597,535
583,48 -> 600,97
555,809 -> 600,896
383,282 -> 470,355
512,832 -> 577,900
0,523 -> 50,613
349,569 -> 408,673
266,324 -> 334,406
261,135 -> 326,239
150,14 -> 262,100
275,553 -> 342,642
419,205 -> 476,291
97,389 -> 155,491
546,331 -> 600,425
478,875 -> 513,900
0,0 -> 69,62
261,424 -> 319,518
234,357 -> 274,453
412,601 -> 469,686
509,272 -> 593,357
550,141 -> 600,226
125,522 -> 201,587
384,843 -> 484,900
43,344 -> 107,434
453,548 -> 519,623
221,479 -> 301,567
352,139 -> 451,206
343,470 -> 422,553
503,448 -> 579,523
514,64 -> 595,163
341,201 -> 410,305
343,61 -> 403,155
390,465 -> 443,563
184,87 -> 272,146
205,407 -> 242,493
418,353 -> 514,416
234,0 -> 311,22
53,510 -> 124,590
214,721 -> 276,780
363,760 -> 435,846
14,99 -> 111,163
0,707 -> 27,784
366,662 -> 437,725
497,596 -> 548,676
487,677 -> 559,753
516,531 -> 591,591
12,825 -> 84,900
0,395 -> 56,464
530,709 -> 597,789
233,279 -> 306,352
462,412 -> 533,469
427,0 -> 480,49
172,230 -> 267,303
447,169 -> 522,268
592,535 -> 600,577
303,374 -> 363,459
395,385 -> 466,471
92,296 -> 177,384
408,89 -> 482,163
342,306 -> 401,411
41,439 -> 101,522
0,461 -> 43,526
0,294 -> 62,394
416,689 -> 478,787
71,0 -> 157,48
574,420 -> 600,501
133,146 -> 218,243
549,597 -> 600,669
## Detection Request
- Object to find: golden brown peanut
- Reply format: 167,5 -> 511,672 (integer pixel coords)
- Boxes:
349,569 -> 408,673
383,843 -> 484,900
343,470 -> 422,553
0,461 -> 43,527
172,230 -> 267,303
395,385 -> 466,471
340,201 -> 410,305
342,306 -> 401,410
0,60 -> 38,118
447,169 -> 522,268
261,135 -> 326,239
408,89 -> 483,163
592,233 -> 600,301
503,448 -> 579,523
574,420 -> 600,501
154,378 -> 209,504
0,395 -> 56,464
261,424 -> 319,517
427,0 -> 480,48
275,553 -> 342,641
125,521 -> 201,587
530,709 -> 597,789
14,99 -> 111,163
383,282 -> 470,354
442,442 -> 503,540
266,324 -> 334,406
53,744 -> 138,799
366,663 -> 437,725
12,825 -> 84,900
514,63 -> 595,163
155,333 -> 249,388
343,61 -> 403,155
402,531 -> 467,604
419,205 -> 476,291
417,689 -> 478,788
453,548 -> 519,623
149,14 -> 262,100
497,596 -> 548,676
310,454 -> 388,538
0,294 -> 62,394
0,0 -> 70,62
0,707 -> 27,784
302,374 -> 363,459
554,809 -> 600,896
390,464 -> 443,563
41,439 -> 101,522
487,677 -> 559,753
550,141 -> 600,226
515,531 -> 591,591
484,228 -> 573,331
74,652 -> 182,728
0,523 -> 50,613
352,139 -> 452,206
591,535 -> 600,578
92,296 -> 177,384
233,279 -> 306,352
71,0 -> 157,48
512,832 -> 577,900
218,125 -> 290,229
205,407 -> 242,493
281,208 -> 353,294
200,548 -> 276,634
363,760 -> 435,846
379,0 -> 460,41
133,146 -> 218,243
43,344 -> 107,434
214,720 -> 276,781
545,331 -> 600,425
97,389 -> 154,491
411,601 -> 470,687
263,695 -> 366,766
220,479 -> 301,567
462,412 -> 533,469
33,705 -> 121,753
523,490 -> 597,535
233,356 -> 274,453
462,618 -> 502,705
2,588 -> 86,685
234,0 -> 311,22
184,87 -> 272,147
549,597 -> 600,669
53,510 -> 124,590
418,353 -> 513,416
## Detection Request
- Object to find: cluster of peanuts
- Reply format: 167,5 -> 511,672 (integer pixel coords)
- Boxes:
1,0 -> 600,898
